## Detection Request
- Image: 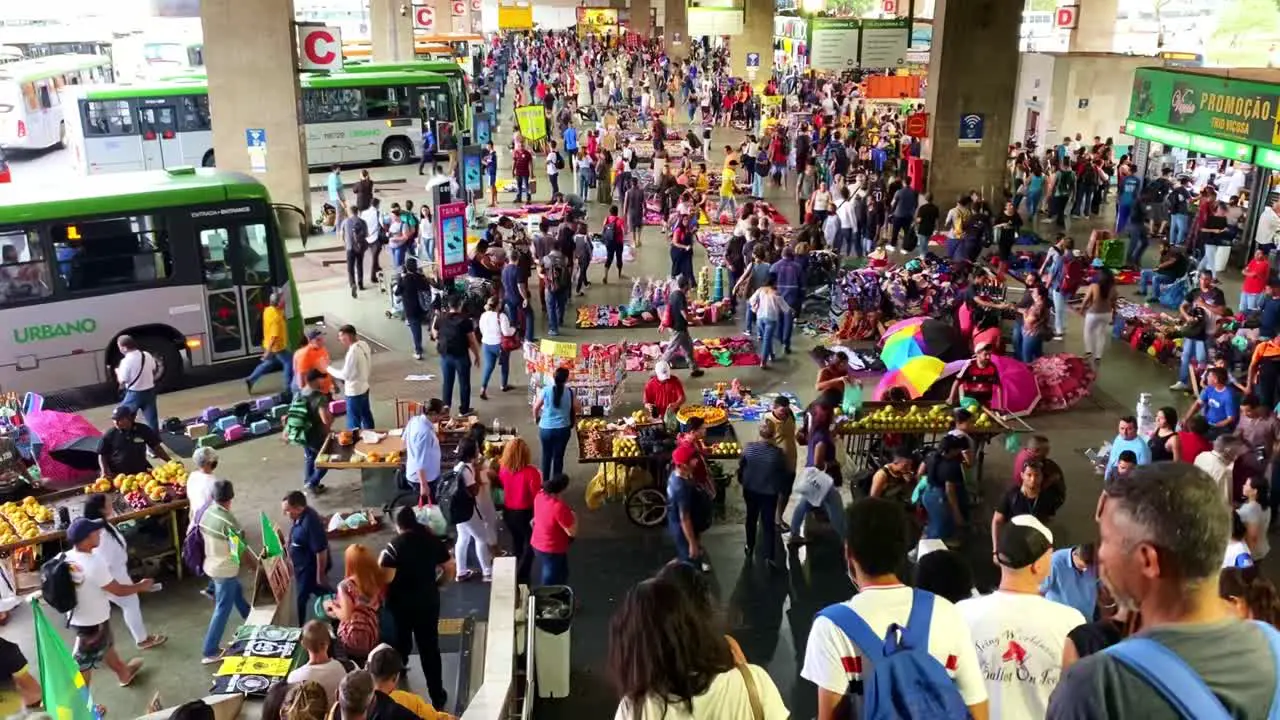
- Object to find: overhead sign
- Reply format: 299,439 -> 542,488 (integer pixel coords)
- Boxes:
859,17 -> 909,68
245,128 -> 267,173
905,112 -> 928,138
1130,68 -> 1280,153
882,0 -> 898,13
959,113 -> 985,147
1055,5 -> 1079,29
810,18 -> 860,71
498,5 -> 533,29
746,52 -> 760,68
687,7 -> 744,36
413,4 -> 436,31
1256,147 -> 1280,170
1124,119 -> 1253,162
297,25 -> 343,71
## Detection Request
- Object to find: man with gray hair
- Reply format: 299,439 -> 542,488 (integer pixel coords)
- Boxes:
336,668 -> 418,720
1047,462 -> 1280,718
244,289 -> 292,395
1194,434 -> 1247,505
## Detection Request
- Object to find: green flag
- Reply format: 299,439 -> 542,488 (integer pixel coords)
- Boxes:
32,599 -> 99,720
260,511 -> 284,559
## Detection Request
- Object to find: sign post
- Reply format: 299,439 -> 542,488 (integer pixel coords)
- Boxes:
745,52 -> 760,82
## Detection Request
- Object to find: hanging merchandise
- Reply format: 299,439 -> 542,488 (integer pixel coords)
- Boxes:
524,342 -> 627,414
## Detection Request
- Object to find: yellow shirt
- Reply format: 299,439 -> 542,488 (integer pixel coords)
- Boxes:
719,173 -> 736,198
695,172 -> 710,193
262,305 -> 287,353
391,689 -> 451,720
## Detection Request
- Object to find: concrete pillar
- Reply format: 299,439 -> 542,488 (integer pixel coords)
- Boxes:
630,0 -> 652,38
663,0 -> 687,60
200,0 -> 310,225
923,0 -> 1021,208
1066,0 -> 1119,54
369,0 -> 414,62
729,0 -> 772,81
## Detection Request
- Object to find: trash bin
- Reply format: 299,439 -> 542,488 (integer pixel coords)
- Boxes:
533,585 -> 574,698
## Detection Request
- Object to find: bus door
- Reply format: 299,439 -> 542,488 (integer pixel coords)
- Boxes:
137,100 -> 181,169
196,221 -> 274,361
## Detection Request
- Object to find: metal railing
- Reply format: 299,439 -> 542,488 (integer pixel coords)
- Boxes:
461,556 -> 521,720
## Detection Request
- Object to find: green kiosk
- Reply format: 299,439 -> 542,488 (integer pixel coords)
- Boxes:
1126,67 -> 1280,270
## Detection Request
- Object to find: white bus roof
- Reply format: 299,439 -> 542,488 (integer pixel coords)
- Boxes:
0,53 -> 111,83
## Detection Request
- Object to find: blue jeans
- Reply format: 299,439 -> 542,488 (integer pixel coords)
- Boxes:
1127,223 -> 1149,266
515,175 -> 530,203
1242,292 -> 1264,312
407,319 -> 424,355
481,343 -> 509,390
203,576 -> 250,657
346,392 -> 375,430
752,171 -> 764,198
505,298 -> 534,342
390,244 -> 408,270
758,318 -> 778,365
1025,191 -> 1042,218
539,426 -> 572,483
545,290 -> 565,335
1170,213 -> 1190,247
246,350 -> 293,392
1138,270 -> 1171,297
1180,338 -> 1207,384
440,353 -> 472,412
922,484 -> 956,541
1012,321 -> 1024,357
789,487 -> 846,541
535,550 -> 568,586
1020,333 -> 1044,363
1051,289 -> 1068,336
577,173 -> 590,200
669,520 -> 701,563
780,308 -> 796,351
121,388 -> 160,435
302,445 -> 328,489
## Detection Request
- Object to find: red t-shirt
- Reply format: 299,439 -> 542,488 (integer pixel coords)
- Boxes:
531,492 -> 574,554
499,465 -> 541,512
643,376 -> 685,417
1178,431 -> 1213,463
513,149 -> 533,177
1244,259 -> 1270,294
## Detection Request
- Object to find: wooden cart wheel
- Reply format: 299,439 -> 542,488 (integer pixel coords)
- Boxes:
624,487 -> 667,528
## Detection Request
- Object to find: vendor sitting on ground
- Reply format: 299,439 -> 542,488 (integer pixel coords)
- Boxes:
642,361 -> 686,419
98,405 -> 172,477
1136,238 -> 1188,303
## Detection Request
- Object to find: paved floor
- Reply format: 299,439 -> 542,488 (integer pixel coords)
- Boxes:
2,85 -> 1262,719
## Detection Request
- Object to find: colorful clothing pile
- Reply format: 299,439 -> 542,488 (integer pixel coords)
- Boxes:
624,336 -> 760,371
1029,354 -> 1098,412
575,300 -> 733,329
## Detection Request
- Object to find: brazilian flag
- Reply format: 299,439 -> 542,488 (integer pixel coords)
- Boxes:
32,599 -> 99,720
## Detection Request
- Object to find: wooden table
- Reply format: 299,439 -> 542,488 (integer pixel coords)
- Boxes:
315,431 -> 407,508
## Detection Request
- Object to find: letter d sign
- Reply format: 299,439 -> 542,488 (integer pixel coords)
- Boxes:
298,25 -> 343,71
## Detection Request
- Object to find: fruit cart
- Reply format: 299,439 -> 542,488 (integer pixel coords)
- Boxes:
577,409 -> 741,528
835,401 -> 1022,479
0,483 -> 191,593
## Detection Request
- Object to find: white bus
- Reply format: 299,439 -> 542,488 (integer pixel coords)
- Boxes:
0,54 -> 113,151
66,70 -> 460,174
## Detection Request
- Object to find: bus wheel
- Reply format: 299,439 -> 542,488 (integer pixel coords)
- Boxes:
382,138 -> 412,165
202,150 -> 216,167
136,336 -> 184,392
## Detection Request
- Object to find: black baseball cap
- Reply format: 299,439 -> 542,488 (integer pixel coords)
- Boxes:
67,518 -> 106,545
995,515 -> 1054,569
111,405 -> 137,420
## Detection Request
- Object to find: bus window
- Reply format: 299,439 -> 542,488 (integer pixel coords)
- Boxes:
0,229 -> 52,306
362,86 -> 412,119
198,228 -> 233,289
50,214 -> 173,292
303,88 -> 364,122
21,83 -> 37,112
36,83 -> 52,110
84,100 -> 136,136
240,224 -> 272,285
178,95 -> 211,131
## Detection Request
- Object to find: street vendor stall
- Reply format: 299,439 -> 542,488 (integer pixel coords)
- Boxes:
578,406 -> 742,527
524,340 -> 627,414
835,400 -> 1018,479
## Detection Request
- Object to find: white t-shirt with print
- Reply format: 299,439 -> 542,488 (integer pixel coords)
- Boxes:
65,548 -> 114,628
801,585 -> 988,708
956,590 -> 1086,719
613,664 -> 788,720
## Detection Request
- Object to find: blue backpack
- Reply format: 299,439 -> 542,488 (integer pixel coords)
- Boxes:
817,589 -> 970,720
1103,620 -> 1280,719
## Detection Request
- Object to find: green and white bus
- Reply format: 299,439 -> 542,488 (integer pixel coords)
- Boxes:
66,69 -> 459,175
0,167 -> 304,394
341,60 -> 474,135
0,54 -> 114,151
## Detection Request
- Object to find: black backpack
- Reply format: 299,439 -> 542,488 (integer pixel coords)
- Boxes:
554,151 -> 565,170
437,469 -> 475,524
41,553 -> 77,615
602,221 -> 618,247
1167,187 -> 1188,215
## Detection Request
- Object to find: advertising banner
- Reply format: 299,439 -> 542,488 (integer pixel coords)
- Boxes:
515,105 -> 548,142
810,19 -> 860,71
497,5 -> 533,29
1129,68 -> 1280,152
859,18 -> 909,69
436,202 -> 469,280
577,7 -> 619,35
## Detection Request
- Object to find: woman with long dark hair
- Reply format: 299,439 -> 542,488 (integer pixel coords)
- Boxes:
1221,566 -> 1280,626
83,494 -> 167,649
1081,265 -> 1117,365
378,505 -> 452,709
533,367 -> 575,482
1149,406 -> 1180,462
607,575 -> 788,719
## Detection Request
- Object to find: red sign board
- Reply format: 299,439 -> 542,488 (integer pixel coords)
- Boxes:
1055,5 -> 1078,29
882,0 -> 898,14
297,25 -> 343,71
905,112 -> 928,138
436,202 -> 469,281
413,5 -> 435,31
452,0 -> 465,16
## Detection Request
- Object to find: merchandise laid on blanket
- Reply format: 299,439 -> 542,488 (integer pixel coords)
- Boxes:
1111,297 -> 1255,378
576,271 -> 735,328
820,254 -> 967,342
624,336 -> 761,372
524,340 -> 628,414
577,405 -> 741,518
698,382 -> 802,422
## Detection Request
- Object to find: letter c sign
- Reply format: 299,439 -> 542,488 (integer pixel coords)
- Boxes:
298,25 -> 343,71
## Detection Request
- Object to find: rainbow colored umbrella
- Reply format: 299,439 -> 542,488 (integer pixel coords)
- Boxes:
882,316 -> 929,340
880,320 -> 956,370
873,356 -> 947,400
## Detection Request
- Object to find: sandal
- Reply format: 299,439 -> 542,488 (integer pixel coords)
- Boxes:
138,635 -> 168,650
456,570 -> 479,582
118,658 -> 144,687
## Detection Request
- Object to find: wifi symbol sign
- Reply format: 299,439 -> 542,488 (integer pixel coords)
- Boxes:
959,113 -> 984,146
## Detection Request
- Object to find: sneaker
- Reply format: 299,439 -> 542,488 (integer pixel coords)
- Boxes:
480,389 -> 489,401
413,353 -> 423,361
690,368 -> 705,377
744,544 -> 754,557
1052,335 -> 1064,341
200,653 -> 223,666
200,587 -> 215,601
1170,381 -> 1190,391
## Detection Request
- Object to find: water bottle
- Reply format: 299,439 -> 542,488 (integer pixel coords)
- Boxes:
1136,393 -> 1155,438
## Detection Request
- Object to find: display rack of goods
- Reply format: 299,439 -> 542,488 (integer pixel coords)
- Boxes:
675,405 -> 729,428
838,403 -> 999,434
708,440 -> 742,456
577,419 -> 614,460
